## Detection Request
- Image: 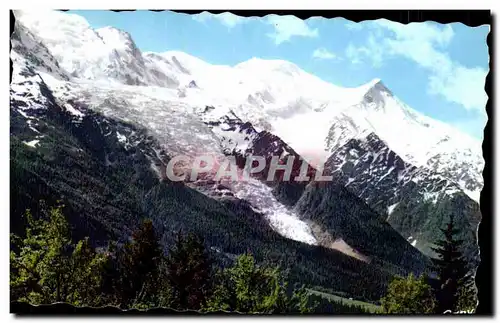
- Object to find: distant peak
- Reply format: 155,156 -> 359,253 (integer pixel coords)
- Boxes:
367,78 -> 382,87
360,78 -> 393,97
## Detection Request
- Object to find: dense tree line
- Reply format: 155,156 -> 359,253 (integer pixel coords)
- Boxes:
11,204 -> 477,314
379,215 -> 477,314
10,204 -> 331,313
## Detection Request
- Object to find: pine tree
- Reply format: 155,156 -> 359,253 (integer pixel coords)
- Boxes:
431,215 -> 475,313
114,219 -> 165,308
166,231 -> 213,310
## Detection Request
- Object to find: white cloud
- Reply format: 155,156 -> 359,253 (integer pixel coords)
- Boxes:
266,15 -> 318,45
345,43 -> 363,65
377,20 -> 488,112
427,65 -> 488,112
312,48 -> 338,60
344,20 -> 488,113
193,11 -> 246,29
344,34 -> 384,68
375,19 -> 454,47
450,113 -> 488,140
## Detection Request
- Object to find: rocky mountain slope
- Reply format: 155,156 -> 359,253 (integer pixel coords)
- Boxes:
323,132 -> 481,263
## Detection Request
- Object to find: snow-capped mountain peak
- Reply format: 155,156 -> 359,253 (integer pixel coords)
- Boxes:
14,10 -> 178,87
95,26 -> 138,53
360,77 -> 384,92
11,9 -> 484,203
362,78 -> 392,98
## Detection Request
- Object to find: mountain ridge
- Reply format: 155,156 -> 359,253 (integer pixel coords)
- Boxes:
323,131 -> 480,262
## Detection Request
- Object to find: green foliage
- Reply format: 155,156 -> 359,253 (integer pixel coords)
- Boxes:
380,273 -> 437,314
431,215 -> 477,313
67,237 -> 108,306
204,253 -> 314,314
10,205 -> 106,306
291,286 -> 316,314
455,279 -> 477,313
9,203 -> 388,314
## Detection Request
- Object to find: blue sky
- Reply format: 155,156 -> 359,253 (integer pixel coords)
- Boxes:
70,10 -> 490,140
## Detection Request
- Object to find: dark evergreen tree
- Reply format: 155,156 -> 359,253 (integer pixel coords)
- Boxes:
430,215 -> 476,313
166,231 -> 213,310
113,219 -> 164,308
